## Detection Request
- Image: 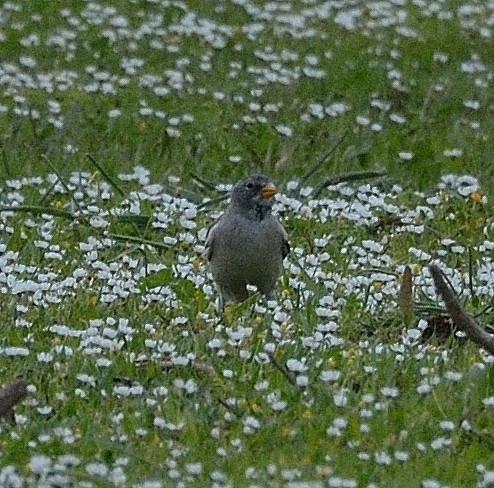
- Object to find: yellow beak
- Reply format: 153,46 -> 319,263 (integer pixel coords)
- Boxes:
260,183 -> 277,199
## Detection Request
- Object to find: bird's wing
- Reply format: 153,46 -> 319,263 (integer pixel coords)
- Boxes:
275,219 -> 290,259
203,216 -> 222,261
281,227 -> 290,259
282,235 -> 290,259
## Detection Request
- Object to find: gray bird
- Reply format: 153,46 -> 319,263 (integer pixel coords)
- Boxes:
204,175 -> 289,308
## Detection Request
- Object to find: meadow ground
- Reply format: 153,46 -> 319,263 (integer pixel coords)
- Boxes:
1,1 -> 494,487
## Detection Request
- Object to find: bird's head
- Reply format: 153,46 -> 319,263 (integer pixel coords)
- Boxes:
229,174 -> 278,220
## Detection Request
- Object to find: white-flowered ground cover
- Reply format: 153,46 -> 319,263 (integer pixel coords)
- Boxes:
1,170 -> 494,487
0,0 -> 493,187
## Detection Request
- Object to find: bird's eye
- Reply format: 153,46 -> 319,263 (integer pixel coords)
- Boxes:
245,182 -> 254,189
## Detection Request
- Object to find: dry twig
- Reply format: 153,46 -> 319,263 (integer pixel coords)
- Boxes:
429,265 -> 494,355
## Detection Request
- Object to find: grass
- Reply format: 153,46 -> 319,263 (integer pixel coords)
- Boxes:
1,1 -> 494,487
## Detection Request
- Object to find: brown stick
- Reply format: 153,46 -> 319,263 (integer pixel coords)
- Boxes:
429,265 -> 494,355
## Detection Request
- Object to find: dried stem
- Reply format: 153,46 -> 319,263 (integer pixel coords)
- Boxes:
429,265 -> 494,355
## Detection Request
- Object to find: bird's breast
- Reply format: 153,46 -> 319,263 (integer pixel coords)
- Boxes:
213,216 -> 283,280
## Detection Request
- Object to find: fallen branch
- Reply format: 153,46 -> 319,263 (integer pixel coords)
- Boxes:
429,265 -> 494,355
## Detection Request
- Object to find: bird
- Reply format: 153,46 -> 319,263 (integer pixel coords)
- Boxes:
204,174 -> 289,309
